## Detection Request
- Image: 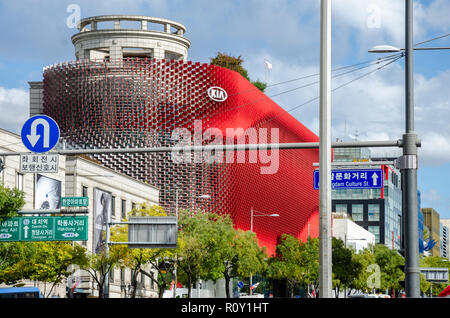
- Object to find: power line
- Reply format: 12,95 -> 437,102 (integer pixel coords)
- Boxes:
415,32 -> 450,47
206,54 -> 403,120
260,55 -> 404,127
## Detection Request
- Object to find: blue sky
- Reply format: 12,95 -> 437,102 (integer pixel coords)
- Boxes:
0,0 -> 449,218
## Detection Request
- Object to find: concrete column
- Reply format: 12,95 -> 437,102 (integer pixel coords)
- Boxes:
28,82 -> 44,117
153,47 -> 165,60
92,21 -> 97,30
114,20 -> 120,30
109,45 -> 123,60
165,23 -> 171,33
141,20 -> 147,30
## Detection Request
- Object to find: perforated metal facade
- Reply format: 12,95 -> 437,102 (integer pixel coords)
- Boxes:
42,57 -> 319,254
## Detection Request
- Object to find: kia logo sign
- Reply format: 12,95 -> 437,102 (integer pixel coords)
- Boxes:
207,87 -> 228,102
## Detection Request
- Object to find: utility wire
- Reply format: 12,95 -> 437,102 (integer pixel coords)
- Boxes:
414,32 -> 450,47
260,55 -> 404,127
206,53 -> 403,120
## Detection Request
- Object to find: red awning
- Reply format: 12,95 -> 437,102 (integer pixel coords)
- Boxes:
438,285 -> 450,297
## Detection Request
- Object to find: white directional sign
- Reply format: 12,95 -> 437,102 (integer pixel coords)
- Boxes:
20,153 -> 59,173
21,115 -> 60,153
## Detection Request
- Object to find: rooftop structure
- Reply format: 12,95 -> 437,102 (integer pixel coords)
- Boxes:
72,15 -> 190,61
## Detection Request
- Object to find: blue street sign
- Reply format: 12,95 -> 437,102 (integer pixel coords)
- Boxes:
237,281 -> 244,289
314,169 -> 383,190
21,115 -> 60,153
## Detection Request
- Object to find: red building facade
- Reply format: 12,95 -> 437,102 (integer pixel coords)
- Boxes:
42,57 -> 319,255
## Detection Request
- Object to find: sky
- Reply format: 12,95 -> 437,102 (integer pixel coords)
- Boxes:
0,0 -> 449,218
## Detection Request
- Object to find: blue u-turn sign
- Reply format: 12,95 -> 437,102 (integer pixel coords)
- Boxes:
21,115 -> 60,153
314,169 -> 383,190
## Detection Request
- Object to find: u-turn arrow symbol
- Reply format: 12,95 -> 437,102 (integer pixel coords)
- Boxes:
26,118 -> 50,147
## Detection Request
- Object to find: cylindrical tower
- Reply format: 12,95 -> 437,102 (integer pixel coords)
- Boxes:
72,15 -> 190,61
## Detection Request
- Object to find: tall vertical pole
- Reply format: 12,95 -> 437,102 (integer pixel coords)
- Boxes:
105,207 -> 111,298
250,207 -> 253,296
403,0 -> 420,298
319,0 -> 332,299
173,187 -> 179,298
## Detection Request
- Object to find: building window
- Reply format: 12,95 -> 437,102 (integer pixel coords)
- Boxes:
82,186 -> 88,197
121,199 -> 127,219
335,204 -> 347,214
16,173 -> 24,191
111,196 -> 116,218
368,204 -> 380,221
110,266 -> 115,282
368,225 -> 380,243
351,204 -> 364,221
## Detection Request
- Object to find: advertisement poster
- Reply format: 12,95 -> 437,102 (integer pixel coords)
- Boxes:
93,188 -> 111,254
34,174 -> 62,210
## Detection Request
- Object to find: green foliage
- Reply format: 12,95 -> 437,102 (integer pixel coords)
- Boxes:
110,202 -> 179,298
0,185 -> 25,222
210,52 -> 250,80
267,235 -> 319,298
332,238 -> 363,297
251,80 -> 268,92
210,52 -> 267,92
0,241 -> 36,285
373,244 -> 404,291
31,241 -> 88,297
0,240 -> 88,297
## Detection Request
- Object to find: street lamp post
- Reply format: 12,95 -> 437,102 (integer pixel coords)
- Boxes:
250,207 -> 279,296
369,0 -> 420,297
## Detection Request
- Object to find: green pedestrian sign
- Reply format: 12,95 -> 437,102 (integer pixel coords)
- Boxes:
0,216 -> 88,242
61,196 -> 89,207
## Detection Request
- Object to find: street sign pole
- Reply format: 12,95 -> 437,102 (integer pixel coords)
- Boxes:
403,0 -> 420,298
319,0 -> 332,298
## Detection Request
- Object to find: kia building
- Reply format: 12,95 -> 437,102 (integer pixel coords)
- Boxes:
29,15 -> 319,255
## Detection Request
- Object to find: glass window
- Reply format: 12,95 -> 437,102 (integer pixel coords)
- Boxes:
121,199 -> 127,219
16,173 -> 23,191
82,186 -> 88,197
368,204 -> 380,221
335,204 -> 347,214
368,225 -> 380,243
351,204 -> 364,221
111,196 -> 116,217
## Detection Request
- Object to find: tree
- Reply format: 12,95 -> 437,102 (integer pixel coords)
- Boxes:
210,52 -> 267,92
222,229 -> 267,298
420,255 -> 450,296
111,202 -> 180,298
352,247 -> 376,293
331,237 -> 362,298
30,241 -> 88,297
373,244 -> 404,293
0,241 -> 37,285
0,185 -> 24,222
267,234 -> 319,298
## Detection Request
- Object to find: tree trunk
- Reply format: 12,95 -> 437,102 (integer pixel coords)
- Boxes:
187,275 -> 192,298
223,269 -> 231,298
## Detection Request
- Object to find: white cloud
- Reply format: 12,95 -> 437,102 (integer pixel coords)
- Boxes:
0,87 -> 29,133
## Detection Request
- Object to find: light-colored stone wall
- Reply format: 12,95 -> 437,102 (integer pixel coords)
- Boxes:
0,128 -> 161,298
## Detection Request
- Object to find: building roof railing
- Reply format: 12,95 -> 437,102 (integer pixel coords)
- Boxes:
77,15 -> 186,36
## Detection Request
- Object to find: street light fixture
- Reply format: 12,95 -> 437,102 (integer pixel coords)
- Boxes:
249,207 -> 279,295
369,45 -> 450,53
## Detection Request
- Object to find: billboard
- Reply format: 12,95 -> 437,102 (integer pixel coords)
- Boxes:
93,188 -> 111,254
34,174 -> 62,210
